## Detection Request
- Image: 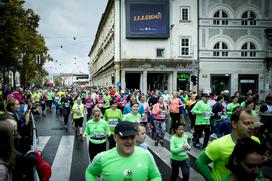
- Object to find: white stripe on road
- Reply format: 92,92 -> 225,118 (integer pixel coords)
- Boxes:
50,136 -> 74,181
37,136 -> 50,152
146,136 -> 204,181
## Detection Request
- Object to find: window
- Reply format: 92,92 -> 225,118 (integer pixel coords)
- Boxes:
213,42 -> 228,56
241,11 -> 256,26
213,10 -> 229,25
156,48 -> 165,57
241,42 -> 256,57
180,38 -> 190,56
180,7 -> 190,21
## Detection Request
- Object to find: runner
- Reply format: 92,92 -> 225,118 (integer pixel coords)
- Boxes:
152,96 -> 168,146
103,100 -> 123,149
83,107 -> 110,161
196,108 -> 259,181
135,123 -> 148,150
71,97 -> 85,139
170,123 -> 191,181
191,93 -> 212,149
85,121 -> 162,180
123,102 -> 141,123
168,91 -> 183,134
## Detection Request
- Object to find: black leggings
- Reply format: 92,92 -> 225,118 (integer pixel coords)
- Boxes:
108,135 -> 116,149
88,141 -> 107,161
170,112 -> 180,133
171,159 -> 190,181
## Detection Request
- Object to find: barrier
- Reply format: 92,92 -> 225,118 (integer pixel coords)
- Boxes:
31,112 -> 40,181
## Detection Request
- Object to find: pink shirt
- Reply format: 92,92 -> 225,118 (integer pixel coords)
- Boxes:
168,98 -> 183,113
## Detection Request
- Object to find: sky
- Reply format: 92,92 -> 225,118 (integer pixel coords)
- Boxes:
24,0 -> 108,76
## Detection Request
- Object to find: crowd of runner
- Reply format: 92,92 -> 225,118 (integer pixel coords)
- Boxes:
0,83 -> 271,181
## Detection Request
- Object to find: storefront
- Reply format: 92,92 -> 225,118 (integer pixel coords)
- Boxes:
177,73 -> 190,91
210,74 -> 231,95
238,74 -> 258,96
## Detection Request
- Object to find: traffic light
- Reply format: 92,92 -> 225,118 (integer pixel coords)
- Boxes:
191,75 -> 198,86
111,76 -> 115,84
0,2 -> 6,27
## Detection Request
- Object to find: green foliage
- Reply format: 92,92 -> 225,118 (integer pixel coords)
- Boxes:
53,76 -> 62,87
0,0 -> 52,85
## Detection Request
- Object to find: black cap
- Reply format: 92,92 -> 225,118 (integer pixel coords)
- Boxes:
114,121 -> 138,137
201,93 -> 209,97
110,100 -> 117,105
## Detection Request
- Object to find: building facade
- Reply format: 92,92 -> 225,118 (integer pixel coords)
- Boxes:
89,0 -> 198,94
198,0 -> 272,98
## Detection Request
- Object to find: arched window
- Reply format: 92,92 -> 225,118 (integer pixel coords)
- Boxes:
213,42 -> 228,56
241,11 -> 256,26
241,42 -> 256,57
213,10 -> 229,25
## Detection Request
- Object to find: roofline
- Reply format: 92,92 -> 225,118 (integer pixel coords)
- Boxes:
88,0 -> 114,57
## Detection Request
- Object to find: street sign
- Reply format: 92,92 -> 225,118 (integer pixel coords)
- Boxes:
116,82 -> 121,88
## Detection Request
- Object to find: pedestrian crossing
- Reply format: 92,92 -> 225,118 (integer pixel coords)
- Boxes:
37,134 -> 204,181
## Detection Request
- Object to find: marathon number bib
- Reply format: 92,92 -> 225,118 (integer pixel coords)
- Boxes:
108,119 -> 118,127
204,112 -> 211,120
93,132 -> 105,139
159,110 -> 166,119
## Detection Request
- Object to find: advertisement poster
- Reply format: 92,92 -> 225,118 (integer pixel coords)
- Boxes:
126,0 -> 169,38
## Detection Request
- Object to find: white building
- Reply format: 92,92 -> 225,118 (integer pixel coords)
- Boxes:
198,0 -> 272,98
62,73 -> 89,87
88,0 -> 198,94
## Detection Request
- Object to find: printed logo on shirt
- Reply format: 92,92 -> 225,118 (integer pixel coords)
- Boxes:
123,169 -> 133,181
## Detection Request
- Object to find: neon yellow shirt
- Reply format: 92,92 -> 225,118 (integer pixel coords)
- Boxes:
104,108 -> 123,134
85,147 -> 162,181
205,134 -> 260,181
72,103 -> 85,119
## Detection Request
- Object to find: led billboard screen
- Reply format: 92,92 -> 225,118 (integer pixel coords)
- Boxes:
126,0 -> 169,38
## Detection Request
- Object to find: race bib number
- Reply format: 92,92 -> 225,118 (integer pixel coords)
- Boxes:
93,132 -> 104,139
159,110 -> 166,119
108,119 -> 118,127
204,112 -> 211,119
64,103 -> 70,107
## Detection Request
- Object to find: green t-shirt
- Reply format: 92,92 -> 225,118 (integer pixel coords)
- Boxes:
103,95 -> 112,108
84,119 -> 110,144
85,147 -> 162,181
47,92 -> 55,101
170,134 -> 190,161
72,103 -> 85,119
241,101 -> 246,108
123,113 -> 141,123
205,134 -> 260,181
226,103 -> 240,120
192,100 -> 212,125
104,108 -> 123,134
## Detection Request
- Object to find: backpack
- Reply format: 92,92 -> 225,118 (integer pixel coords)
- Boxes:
34,151 -> 51,181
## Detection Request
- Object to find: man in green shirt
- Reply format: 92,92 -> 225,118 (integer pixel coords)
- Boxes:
85,121 -> 162,181
226,96 -> 240,120
191,93 -> 212,149
196,108 -> 259,181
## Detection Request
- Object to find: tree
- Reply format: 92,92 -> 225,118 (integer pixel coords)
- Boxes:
0,0 -> 52,86
53,76 -> 62,87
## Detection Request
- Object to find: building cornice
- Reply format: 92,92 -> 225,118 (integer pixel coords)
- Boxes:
88,0 -> 114,57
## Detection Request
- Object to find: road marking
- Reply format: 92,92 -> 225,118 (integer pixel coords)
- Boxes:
37,136 -> 50,152
50,136 -> 74,181
146,135 -> 204,181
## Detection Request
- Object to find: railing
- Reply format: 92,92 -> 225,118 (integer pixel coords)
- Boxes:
31,112 -> 40,181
